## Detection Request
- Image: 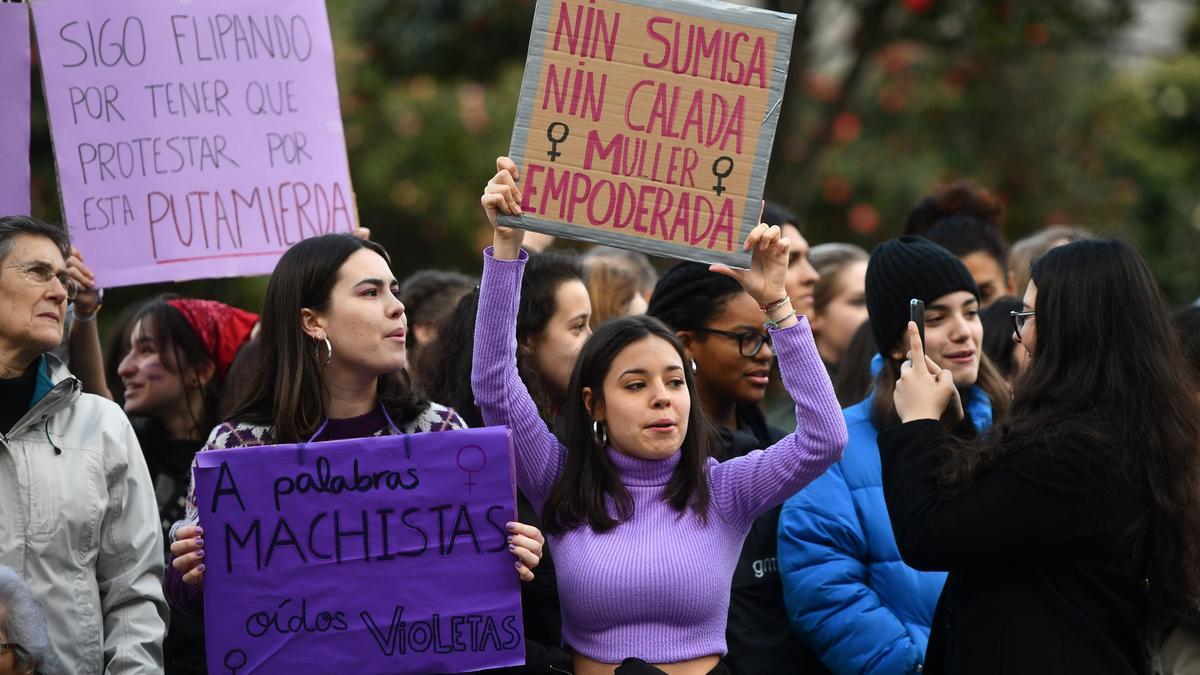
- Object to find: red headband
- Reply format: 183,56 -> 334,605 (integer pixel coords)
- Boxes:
166,299 -> 259,380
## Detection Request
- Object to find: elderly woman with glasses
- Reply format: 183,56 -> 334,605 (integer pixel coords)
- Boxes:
0,565 -> 59,675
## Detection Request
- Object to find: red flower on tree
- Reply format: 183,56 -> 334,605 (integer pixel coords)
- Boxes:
903,0 -> 933,15
822,176 -> 853,204
848,204 -> 880,234
832,112 -> 862,143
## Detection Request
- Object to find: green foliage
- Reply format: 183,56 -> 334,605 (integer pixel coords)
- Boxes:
24,0 -> 1200,313
769,0 -> 1198,303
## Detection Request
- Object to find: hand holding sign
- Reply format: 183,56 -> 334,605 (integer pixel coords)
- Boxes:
482,156 -> 525,260
170,525 -> 206,585
710,223 -> 794,328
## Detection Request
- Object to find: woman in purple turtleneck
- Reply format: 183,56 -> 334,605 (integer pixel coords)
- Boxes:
473,158 -> 848,675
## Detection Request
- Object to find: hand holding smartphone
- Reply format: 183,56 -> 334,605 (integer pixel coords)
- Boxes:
910,299 -> 925,347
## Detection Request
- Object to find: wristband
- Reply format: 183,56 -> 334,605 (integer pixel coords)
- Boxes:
70,289 -> 103,323
763,309 -> 796,331
759,296 -> 790,313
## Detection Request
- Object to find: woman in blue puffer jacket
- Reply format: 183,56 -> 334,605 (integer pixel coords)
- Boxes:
778,237 -> 1010,674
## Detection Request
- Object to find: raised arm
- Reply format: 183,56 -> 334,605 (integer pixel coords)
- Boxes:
708,224 -> 848,526
471,157 -> 567,510
65,247 -> 112,399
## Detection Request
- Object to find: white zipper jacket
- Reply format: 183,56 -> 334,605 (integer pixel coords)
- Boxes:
0,354 -> 167,674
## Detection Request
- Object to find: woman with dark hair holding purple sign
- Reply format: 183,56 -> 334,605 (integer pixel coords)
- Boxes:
474,157 -> 847,675
163,234 -> 545,621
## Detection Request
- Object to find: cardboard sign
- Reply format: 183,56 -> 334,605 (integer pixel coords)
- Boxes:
1,3 -> 31,216
500,0 -> 795,267
31,0 -> 355,287
193,427 -> 524,674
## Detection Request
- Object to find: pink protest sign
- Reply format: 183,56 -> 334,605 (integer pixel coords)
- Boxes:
0,3 -> 31,216
193,426 -> 524,674
31,0 -> 355,287
500,0 -> 795,268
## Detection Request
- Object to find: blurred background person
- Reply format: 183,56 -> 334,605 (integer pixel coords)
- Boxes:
1008,225 -> 1094,297
582,246 -> 658,306
398,269 -> 475,383
582,253 -> 648,330
807,243 -> 870,375
831,322 -> 878,408
980,297 -> 1028,387
903,182 -> 1015,306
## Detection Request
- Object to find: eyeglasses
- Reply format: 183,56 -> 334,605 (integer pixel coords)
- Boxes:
694,327 -> 771,357
1010,310 -> 1036,340
3,262 -> 77,300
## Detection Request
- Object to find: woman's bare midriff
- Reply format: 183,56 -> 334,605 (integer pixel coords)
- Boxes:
573,653 -> 721,675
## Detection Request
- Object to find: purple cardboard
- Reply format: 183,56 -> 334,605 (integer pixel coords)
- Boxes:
193,426 -> 524,674
1,4 -> 31,216
30,0 -> 355,287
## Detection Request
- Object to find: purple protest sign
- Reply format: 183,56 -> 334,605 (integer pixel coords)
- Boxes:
193,426 -> 525,674
30,0 -> 355,287
0,3 -> 31,216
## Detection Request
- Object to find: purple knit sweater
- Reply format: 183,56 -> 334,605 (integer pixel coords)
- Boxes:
471,248 -> 848,664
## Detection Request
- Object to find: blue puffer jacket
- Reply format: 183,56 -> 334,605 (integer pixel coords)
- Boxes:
778,357 -> 993,674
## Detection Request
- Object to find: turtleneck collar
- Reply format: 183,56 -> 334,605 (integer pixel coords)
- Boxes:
607,445 -> 682,487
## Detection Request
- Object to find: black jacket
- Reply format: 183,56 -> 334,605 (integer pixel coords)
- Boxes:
134,422 -> 207,675
878,419 -> 1149,675
718,405 -> 830,675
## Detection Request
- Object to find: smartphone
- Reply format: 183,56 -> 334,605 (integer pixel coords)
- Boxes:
910,299 -> 925,347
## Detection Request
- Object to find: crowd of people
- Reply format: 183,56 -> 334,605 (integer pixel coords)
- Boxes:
1,164 -> 1199,675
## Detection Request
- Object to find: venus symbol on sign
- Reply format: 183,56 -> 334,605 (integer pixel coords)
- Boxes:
457,445 -> 488,494
223,649 -> 247,675
711,157 -> 734,196
546,122 -> 570,161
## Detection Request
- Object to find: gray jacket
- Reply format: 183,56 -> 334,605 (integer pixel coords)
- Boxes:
0,355 -> 167,674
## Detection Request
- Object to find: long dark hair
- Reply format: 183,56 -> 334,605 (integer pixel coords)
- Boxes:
517,252 -> 585,408
418,253 -> 584,427
417,288 -> 484,428
832,320 -> 877,407
940,239 -> 1200,608
129,296 -> 221,440
226,234 -> 428,443
541,315 -> 716,535
980,296 -> 1024,379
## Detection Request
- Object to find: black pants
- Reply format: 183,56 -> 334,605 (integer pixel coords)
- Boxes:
614,658 -> 731,675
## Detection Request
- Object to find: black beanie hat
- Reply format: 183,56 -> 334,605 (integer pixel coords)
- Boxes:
866,236 -> 980,354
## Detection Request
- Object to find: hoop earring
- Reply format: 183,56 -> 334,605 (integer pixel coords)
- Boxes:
315,337 -> 333,367
592,420 -> 607,448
